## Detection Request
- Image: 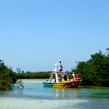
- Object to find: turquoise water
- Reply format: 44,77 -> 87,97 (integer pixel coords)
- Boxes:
0,79 -> 109,109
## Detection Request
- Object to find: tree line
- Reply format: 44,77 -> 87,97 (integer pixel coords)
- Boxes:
16,71 -> 51,79
0,49 -> 109,90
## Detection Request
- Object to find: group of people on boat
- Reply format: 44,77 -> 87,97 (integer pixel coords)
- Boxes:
51,61 -> 80,82
44,61 -> 82,88
63,72 -> 80,81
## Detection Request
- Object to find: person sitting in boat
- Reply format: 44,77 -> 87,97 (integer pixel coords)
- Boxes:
51,76 -> 56,83
59,61 -> 63,72
72,72 -> 75,79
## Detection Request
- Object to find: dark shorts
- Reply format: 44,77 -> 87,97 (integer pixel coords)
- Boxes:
59,69 -> 62,72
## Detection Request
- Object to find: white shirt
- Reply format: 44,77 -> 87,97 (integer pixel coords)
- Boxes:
59,63 -> 63,70
72,73 -> 75,79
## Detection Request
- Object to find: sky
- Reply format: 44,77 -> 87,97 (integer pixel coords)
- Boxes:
0,0 -> 109,72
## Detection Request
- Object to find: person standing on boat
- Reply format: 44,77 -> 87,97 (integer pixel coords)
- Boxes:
72,72 -> 75,79
59,61 -> 63,72
64,74 -> 67,81
66,72 -> 69,81
76,73 -> 80,80
64,72 -> 69,81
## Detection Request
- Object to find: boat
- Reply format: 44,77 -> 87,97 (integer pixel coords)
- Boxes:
43,63 -> 82,88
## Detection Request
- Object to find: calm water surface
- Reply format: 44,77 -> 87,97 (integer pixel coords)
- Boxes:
0,79 -> 109,109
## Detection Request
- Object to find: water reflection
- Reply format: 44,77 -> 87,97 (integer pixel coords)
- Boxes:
53,88 -> 80,98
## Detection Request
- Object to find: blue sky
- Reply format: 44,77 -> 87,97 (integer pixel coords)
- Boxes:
0,0 -> 109,72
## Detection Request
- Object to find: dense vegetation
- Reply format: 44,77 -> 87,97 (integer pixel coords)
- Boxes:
72,49 -> 109,87
0,60 -> 17,90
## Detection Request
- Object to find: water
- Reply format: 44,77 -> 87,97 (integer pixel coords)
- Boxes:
0,79 -> 109,109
